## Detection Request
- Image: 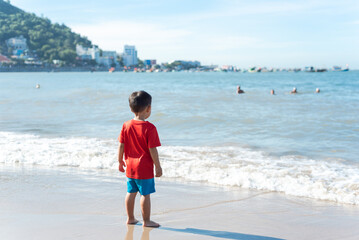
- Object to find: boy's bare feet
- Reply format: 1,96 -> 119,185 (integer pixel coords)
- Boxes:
143,220 -> 160,228
127,218 -> 139,225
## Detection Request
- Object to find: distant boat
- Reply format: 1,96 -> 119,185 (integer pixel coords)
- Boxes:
248,67 -> 261,73
304,66 -> 315,72
109,67 -> 115,73
332,64 -> 349,72
304,66 -> 327,72
248,67 -> 257,73
261,67 -> 273,72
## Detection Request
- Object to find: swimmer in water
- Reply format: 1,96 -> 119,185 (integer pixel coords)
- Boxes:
237,86 -> 244,94
271,89 -> 275,95
290,87 -> 297,94
316,88 -> 320,93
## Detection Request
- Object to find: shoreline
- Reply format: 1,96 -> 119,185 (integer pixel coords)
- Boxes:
1,67 -> 357,73
1,165 -> 358,240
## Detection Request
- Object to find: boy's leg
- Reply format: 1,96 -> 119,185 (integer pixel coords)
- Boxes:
140,194 -> 160,228
125,192 -> 139,224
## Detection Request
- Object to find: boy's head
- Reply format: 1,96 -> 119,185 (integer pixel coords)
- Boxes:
129,91 -> 152,113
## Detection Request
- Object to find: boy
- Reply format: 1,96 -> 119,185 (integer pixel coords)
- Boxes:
118,90 -> 162,228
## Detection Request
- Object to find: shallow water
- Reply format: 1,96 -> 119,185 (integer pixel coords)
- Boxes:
0,71 -> 358,204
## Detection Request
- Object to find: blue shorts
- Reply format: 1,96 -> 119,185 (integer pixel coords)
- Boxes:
127,178 -> 155,196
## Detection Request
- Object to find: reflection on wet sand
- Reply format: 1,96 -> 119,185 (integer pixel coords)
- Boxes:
125,224 -> 153,240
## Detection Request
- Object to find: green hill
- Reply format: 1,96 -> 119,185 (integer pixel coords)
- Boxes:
0,0 -> 92,64
0,0 -> 23,14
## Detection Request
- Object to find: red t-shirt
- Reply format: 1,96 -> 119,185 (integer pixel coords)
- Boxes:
119,119 -> 161,179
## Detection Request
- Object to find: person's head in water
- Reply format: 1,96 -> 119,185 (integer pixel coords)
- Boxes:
291,87 -> 297,94
271,89 -> 275,95
237,85 -> 244,94
316,88 -> 320,93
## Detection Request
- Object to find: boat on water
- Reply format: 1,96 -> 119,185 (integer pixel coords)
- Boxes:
332,64 -> 349,72
248,67 -> 261,73
248,67 -> 256,73
260,67 -> 273,72
304,66 -> 315,72
304,66 -> 327,72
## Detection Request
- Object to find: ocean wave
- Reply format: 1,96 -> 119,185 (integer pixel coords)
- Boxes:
1,131 -> 358,205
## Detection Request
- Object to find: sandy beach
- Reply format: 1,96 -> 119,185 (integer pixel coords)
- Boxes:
0,165 -> 358,240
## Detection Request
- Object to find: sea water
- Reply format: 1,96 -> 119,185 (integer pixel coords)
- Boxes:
0,71 -> 358,204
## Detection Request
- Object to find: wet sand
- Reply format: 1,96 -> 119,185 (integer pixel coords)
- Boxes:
0,165 -> 358,240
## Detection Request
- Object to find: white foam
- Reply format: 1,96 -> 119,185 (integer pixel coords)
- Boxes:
1,131 -> 358,205
0,132 -> 118,170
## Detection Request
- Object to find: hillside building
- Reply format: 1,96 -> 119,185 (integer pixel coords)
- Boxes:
6,35 -> 28,56
76,45 -> 118,67
76,44 -> 99,61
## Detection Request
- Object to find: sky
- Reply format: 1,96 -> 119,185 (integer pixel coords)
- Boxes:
9,0 -> 359,68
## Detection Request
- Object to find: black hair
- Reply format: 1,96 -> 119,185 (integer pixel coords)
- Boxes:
129,91 -> 152,113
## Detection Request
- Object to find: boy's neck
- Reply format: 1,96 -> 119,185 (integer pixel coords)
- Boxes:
133,117 -> 146,121
133,113 -> 146,121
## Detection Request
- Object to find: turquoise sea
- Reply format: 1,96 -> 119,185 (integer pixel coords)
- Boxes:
1,71 -> 358,204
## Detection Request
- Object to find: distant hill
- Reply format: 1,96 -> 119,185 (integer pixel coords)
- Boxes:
0,0 -> 92,63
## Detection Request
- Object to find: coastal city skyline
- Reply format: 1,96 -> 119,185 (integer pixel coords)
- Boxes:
8,0 -> 359,68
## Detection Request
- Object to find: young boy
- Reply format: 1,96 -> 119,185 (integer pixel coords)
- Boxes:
118,90 -> 162,228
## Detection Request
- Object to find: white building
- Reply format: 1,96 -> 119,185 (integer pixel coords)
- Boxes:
6,35 -> 28,55
76,45 -> 117,67
97,51 -> 117,67
76,44 -> 99,61
102,51 -> 117,59
122,45 -> 138,66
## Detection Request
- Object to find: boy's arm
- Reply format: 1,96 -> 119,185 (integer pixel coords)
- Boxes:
149,147 -> 162,177
118,143 -> 125,172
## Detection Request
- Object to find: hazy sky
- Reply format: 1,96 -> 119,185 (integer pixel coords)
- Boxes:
10,0 -> 359,68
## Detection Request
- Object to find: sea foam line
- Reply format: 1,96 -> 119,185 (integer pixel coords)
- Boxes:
1,131 -> 358,205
